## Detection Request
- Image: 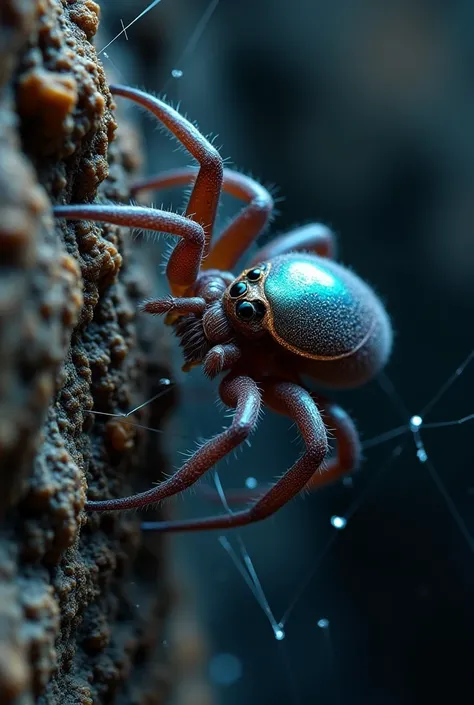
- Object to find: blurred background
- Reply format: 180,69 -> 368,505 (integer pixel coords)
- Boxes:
100,2 -> 474,703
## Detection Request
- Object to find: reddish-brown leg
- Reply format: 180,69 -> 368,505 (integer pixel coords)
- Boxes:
100,85 -> 223,295
111,86 -> 223,243
202,342 -> 242,378
304,395 -> 360,490
200,395 -> 360,503
85,375 -> 261,512
248,223 -> 336,267
54,205 -> 205,290
141,296 -> 206,316
141,380 -> 330,533
131,167 -> 274,271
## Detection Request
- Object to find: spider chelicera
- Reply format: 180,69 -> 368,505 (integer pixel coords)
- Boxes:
54,84 -> 393,533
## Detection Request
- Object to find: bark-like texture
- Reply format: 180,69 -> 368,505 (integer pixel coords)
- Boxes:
0,2 -> 173,702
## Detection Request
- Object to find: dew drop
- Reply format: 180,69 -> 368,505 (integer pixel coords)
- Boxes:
417,448 -> 428,463
317,618 -> 330,629
245,477 -> 258,489
171,68 -> 183,78
410,414 -> 423,431
330,515 -> 347,530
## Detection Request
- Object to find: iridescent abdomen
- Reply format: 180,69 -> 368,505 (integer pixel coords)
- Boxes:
263,253 -> 392,387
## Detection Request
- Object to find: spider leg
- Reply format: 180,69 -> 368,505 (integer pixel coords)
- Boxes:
54,205 -> 204,290
202,342 -> 242,378
107,85 -> 223,294
141,296 -> 206,316
200,397 -> 359,503
248,223 -> 336,266
141,380 -> 329,533
84,375 -> 261,512
131,167 -> 274,271
111,85 -> 223,242
304,395 -> 360,490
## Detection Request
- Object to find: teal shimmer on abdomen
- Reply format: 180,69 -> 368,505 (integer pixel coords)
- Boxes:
264,254 -> 371,358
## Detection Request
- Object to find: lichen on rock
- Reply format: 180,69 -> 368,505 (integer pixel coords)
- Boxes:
0,1 -> 171,702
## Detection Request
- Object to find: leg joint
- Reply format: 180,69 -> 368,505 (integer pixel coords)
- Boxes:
185,219 -> 206,246
202,149 -> 224,181
231,419 -> 254,445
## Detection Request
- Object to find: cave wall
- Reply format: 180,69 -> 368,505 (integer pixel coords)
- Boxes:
0,2 -> 173,702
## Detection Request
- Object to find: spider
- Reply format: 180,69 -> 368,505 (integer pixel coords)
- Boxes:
54,84 -> 393,533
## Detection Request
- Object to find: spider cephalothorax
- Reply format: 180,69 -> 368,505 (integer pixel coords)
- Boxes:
173,264 -> 272,374
224,264 -> 270,336
175,251 -> 391,390
54,83 -> 392,533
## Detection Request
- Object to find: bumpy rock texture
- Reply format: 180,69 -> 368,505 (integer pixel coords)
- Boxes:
0,1 -> 173,702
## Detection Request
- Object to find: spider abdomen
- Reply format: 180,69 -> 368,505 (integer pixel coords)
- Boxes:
263,253 -> 392,387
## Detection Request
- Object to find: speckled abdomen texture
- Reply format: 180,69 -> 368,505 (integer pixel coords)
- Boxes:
0,2 -> 172,703
265,254 -> 392,388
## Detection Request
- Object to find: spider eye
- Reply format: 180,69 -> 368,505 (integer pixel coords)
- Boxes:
246,267 -> 263,282
253,300 -> 266,320
235,299 -> 266,322
235,300 -> 255,320
229,281 -> 248,298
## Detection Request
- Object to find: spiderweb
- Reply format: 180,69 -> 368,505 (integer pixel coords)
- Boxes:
96,3 -> 474,704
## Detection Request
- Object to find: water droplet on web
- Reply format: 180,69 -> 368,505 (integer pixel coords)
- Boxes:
330,515 -> 347,530
171,68 -> 183,78
317,618 -> 330,629
417,448 -> 428,463
410,414 -> 423,431
245,476 -> 258,489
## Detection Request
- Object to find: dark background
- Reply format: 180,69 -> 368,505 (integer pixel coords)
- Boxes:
101,2 -> 474,704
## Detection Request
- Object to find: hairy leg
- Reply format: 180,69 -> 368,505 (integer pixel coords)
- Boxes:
141,296 -> 206,316
141,380 -> 329,533
202,342 -> 242,378
111,86 -> 223,255
199,396 -> 359,503
248,223 -> 336,266
56,85 -> 224,295
54,205 -> 204,290
85,375 -> 261,512
131,167 -> 274,271
304,395 -> 360,490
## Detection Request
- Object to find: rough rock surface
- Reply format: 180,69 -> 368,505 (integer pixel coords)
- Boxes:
0,1 -> 172,702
